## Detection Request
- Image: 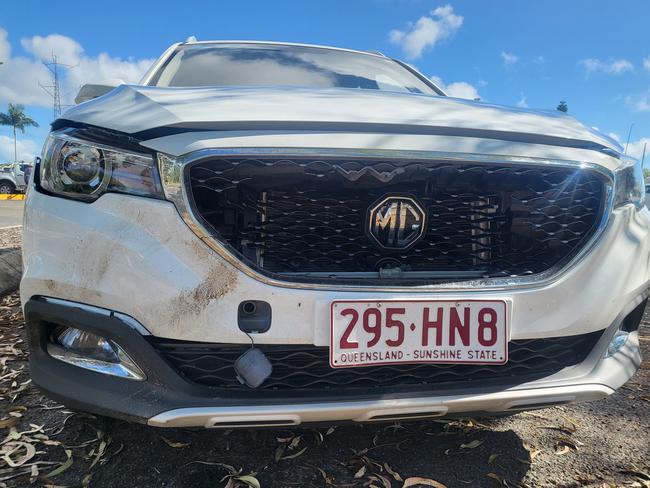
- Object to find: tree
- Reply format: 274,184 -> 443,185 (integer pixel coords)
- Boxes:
556,101 -> 568,113
0,104 -> 39,162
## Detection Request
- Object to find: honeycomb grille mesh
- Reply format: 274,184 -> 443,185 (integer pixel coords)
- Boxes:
149,331 -> 603,392
187,157 -> 606,282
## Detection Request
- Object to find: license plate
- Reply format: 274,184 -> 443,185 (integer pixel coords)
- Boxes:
330,300 -> 508,368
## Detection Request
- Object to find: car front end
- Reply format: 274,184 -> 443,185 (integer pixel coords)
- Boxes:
20,41 -> 649,428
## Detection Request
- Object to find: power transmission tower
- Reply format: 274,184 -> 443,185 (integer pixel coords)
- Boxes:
39,54 -> 73,120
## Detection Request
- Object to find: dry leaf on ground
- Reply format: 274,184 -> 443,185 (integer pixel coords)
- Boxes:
402,476 -> 447,488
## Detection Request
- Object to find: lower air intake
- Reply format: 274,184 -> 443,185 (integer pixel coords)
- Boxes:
148,331 -> 603,394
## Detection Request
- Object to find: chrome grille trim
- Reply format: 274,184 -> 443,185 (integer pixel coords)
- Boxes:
159,148 -> 614,292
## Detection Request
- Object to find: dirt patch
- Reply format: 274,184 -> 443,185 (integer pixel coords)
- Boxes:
0,291 -> 648,488
167,261 -> 239,327
189,261 -> 239,306
0,227 -> 21,250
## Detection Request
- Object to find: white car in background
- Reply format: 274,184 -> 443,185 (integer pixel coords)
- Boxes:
20,40 -> 649,428
0,162 -> 31,194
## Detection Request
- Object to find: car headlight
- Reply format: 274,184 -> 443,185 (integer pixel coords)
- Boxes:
613,155 -> 645,209
39,129 -> 164,202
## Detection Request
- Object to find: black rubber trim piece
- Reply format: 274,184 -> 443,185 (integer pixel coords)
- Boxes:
52,117 -> 616,155
129,121 -> 617,154
621,298 -> 647,332
50,120 -> 147,153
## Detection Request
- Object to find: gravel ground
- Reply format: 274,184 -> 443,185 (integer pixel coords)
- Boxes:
0,228 -> 648,487
0,228 -> 21,250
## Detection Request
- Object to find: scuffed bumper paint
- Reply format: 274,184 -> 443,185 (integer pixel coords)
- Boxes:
20,188 -> 650,345
19,185 -> 649,425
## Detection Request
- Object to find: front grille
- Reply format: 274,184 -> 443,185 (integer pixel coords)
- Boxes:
187,156 -> 607,283
149,331 -> 603,393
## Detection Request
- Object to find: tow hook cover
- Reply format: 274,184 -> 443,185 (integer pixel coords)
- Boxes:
234,347 -> 273,388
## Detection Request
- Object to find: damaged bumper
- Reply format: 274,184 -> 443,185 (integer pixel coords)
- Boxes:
20,185 -> 650,427
23,295 -> 643,427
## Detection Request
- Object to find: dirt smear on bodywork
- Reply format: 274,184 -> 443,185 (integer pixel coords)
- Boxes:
167,261 -> 239,327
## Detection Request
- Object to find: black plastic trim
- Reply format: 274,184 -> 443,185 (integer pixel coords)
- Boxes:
183,155 -> 608,286
50,121 -> 146,152
132,121 -> 615,153
52,116 -> 616,155
621,298 -> 647,332
23,296 -> 612,423
147,331 -> 604,393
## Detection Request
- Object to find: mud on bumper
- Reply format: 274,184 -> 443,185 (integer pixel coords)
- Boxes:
24,296 -> 643,428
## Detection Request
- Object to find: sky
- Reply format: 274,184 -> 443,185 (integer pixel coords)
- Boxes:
1,0 -> 648,164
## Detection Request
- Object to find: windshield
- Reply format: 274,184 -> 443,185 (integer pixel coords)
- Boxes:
150,43 -> 438,95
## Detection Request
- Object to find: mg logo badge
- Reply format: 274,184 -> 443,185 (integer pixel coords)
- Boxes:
367,195 -> 427,250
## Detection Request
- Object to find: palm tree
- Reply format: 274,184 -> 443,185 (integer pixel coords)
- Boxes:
0,104 -> 39,162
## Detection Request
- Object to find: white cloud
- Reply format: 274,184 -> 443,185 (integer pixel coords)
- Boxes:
389,5 -> 463,59
0,28 -> 155,109
606,133 -> 649,162
21,34 -> 83,65
501,51 -> 519,67
579,58 -> 634,75
626,90 -> 650,112
0,135 -> 38,163
0,28 -> 10,61
644,56 -> 650,72
0,29 -> 52,106
608,60 -> 633,73
625,137 -> 649,163
66,54 -> 155,97
430,75 -> 480,99
445,81 -> 479,99
516,93 -> 528,108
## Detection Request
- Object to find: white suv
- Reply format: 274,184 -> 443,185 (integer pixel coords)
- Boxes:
21,41 -> 648,428
0,162 -> 30,194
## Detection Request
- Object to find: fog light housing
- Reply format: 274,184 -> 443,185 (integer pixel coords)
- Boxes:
47,326 -> 145,381
606,330 -> 629,358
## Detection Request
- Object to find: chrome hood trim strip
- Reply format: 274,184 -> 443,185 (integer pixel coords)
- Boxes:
159,147 -> 615,293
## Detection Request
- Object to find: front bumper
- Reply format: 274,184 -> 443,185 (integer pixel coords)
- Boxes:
20,186 -> 650,426
24,295 -> 643,427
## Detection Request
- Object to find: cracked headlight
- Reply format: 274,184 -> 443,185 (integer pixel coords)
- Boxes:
613,155 -> 645,209
39,129 -> 164,202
